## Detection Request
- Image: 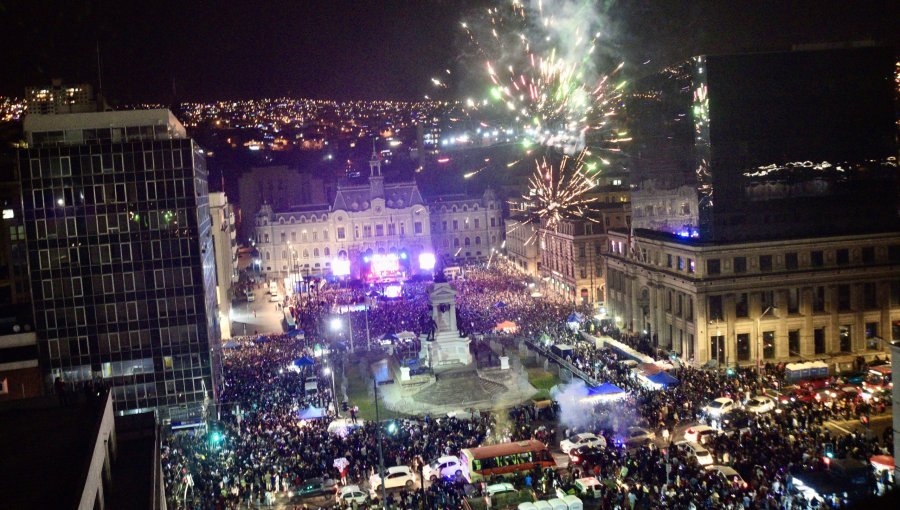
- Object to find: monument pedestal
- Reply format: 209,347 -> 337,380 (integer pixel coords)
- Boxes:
500,356 -> 510,370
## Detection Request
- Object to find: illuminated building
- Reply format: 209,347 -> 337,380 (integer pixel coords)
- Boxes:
607,45 -> 899,366
236,165 -> 328,240
504,215 -> 539,277
210,192 -> 237,339
539,207 -> 629,306
428,190 -> 504,266
18,109 -> 221,420
255,148 -> 433,279
25,79 -> 99,115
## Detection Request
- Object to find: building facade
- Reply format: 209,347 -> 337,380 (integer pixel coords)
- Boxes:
25,79 -> 98,115
254,152 -> 434,279
428,189 -> 504,266
210,192 -> 237,339
505,216 -> 540,277
606,229 -> 900,368
19,109 -> 221,419
236,165 -> 328,241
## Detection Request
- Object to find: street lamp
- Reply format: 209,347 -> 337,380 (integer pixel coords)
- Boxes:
756,306 -> 777,380
323,365 -> 339,417
331,316 -> 354,353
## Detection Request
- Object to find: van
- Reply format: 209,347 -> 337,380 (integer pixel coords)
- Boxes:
304,377 -> 319,395
573,477 -> 602,499
269,281 -> 278,295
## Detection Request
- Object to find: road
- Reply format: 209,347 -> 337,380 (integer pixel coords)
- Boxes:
230,279 -> 287,336
824,412 -> 892,441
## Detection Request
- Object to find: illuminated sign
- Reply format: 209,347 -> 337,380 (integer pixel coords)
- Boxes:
332,259 -> 351,276
384,284 -> 402,299
371,254 -> 400,274
418,252 -> 436,271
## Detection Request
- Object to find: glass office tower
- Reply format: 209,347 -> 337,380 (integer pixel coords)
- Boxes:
19,109 -> 221,421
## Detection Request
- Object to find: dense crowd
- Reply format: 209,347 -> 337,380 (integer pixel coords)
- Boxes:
162,263 -> 893,509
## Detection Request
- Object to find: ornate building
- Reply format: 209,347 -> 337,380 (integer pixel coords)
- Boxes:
428,190 -> 504,266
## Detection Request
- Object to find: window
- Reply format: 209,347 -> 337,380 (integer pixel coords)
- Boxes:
836,249 -> 849,266
814,328 -> 826,354
666,254 -> 672,268
813,286 -> 826,313
759,255 -> 772,271
862,247 -> 875,264
762,331 -> 775,359
707,259 -> 721,275
688,259 -> 695,273
889,245 -> 900,263
785,252 -> 798,270
811,250 -> 824,267
787,288 -> 800,314
337,227 -> 346,240
865,322 -> 879,350
733,256 -> 747,273
735,293 -> 748,318
375,224 -> 384,236
863,282 -> 877,309
474,219 -> 480,229
892,281 -> 900,306
414,222 -> 423,234
839,325 -> 851,352
837,284 -> 851,311
708,295 -> 723,321
363,225 -> 372,238
789,330 -> 800,356
490,217 -> 496,227
736,334 -> 750,361
677,257 -> 684,271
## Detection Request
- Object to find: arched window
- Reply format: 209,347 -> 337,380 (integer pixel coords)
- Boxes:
475,236 -> 481,245
264,234 -> 270,243
313,248 -> 319,257
443,239 -> 450,248
453,238 -> 460,247
338,250 -> 347,259
303,249 -> 309,258
464,237 -> 471,246
324,247 -> 330,256
282,250 -> 287,259
265,251 -> 271,261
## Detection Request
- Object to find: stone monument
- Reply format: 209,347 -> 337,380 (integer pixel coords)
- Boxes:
426,282 -> 472,367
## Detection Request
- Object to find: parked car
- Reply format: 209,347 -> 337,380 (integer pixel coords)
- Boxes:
676,441 -> 714,466
422,455 -> 463,481
574,477 -> 603,499
485,482 -> 517,497
336,485 -> 368,505
246,291 -> 255,302
705,465 -> 748,489
560,432 -> 606,454
721,409 -> 755,435
799,376 -> 833,391
745,396 -> 776,414
619,427 -> 656,448
369,466 -> 416,492
568,445 -> 605,467
683,425 -> 720,444
269,292 -> 281,302
703,397 -> 737,418
297,477 -> 336,498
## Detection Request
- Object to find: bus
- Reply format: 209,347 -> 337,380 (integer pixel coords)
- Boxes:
862,364 -> 892,393
459,440 -> 555,482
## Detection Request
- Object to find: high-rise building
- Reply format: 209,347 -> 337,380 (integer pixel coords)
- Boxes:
627,45 -> 898,242
210,192 -> 237,339
19,109 -> 221,420
25,79 -> 99,115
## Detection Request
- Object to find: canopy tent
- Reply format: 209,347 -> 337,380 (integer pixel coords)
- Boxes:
297,406 -> 326,421
870,455 -> 894,472
293,356 -> 316,367
381,332 -> 399,341
495,320 -> 518,333
252,336 -> 270,344
581,383 -> 627,403
638,363 -> 663,376
567,312 -> 585,324
222,340 -> 240,349
646,371 -> 679,388
493,301 -> 507,308
287,328 -> 305,338
397,331 -> 417,340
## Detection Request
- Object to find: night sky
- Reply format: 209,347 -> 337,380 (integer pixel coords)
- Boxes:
0,0 -> 896,103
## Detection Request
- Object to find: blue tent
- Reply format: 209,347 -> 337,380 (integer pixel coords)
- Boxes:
586,383 -> 626,396
222,340 -> 240,349
253,336 -> 270,344
493,301 -> 507,308
647,371 -> 679,388
287,329 -> 304,337
567,312 -> 584,324
382,332 -> 399,341
297,406 -> 326,420
293,356 -> 316,367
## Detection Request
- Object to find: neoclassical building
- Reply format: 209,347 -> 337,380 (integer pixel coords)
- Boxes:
254,151 -> 504,279
605,229 -> 900,369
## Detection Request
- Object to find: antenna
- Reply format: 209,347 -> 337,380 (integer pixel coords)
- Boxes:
95,40 -> 103,95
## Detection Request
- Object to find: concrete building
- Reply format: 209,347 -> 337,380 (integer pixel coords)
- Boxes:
25,79 -> 99,115
19,108 -> 221,420
606,229 -> 900,367
505,215 -> 540,277
539,207 -> 630,306
428,189 -> 504,266
255,150 -> 434,280
210,192 -> 237,339
236,164 -> 328,240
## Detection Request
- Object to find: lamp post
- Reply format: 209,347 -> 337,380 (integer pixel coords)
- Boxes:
756,306 -> 777,380
331,316 -> 354,353
373,379 -> 388,509
323,364 -> 339,417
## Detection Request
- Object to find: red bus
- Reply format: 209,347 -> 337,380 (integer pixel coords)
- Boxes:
459,440 -> 555,481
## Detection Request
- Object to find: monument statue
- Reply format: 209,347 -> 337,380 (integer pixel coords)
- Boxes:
425,281 -> 471,366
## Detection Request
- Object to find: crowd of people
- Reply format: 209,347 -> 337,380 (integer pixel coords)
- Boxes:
161,262 -> 894,509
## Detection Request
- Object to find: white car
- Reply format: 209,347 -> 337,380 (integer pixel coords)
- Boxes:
705,465 -> 748,489
677,441 -> 714,466
745,396 -> 775,414
683,424 -> 721,445
485,482 -> 517,497
703,397 -> 736,418
246,291 -> 255,302
422,455 -> 463,481
336,485 -> 368,505
269,292 -> 281,302
560,432 -> 606,454
369,466 -> 416,492
620,427 -> 656,447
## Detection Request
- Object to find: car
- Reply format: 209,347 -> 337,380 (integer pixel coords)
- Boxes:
683,425 -> 720,444
619,427 -> 656,447
745,396 -> 775,414
703,397 -> 737,418
336,485 -> 368,505
720,409 -> 755,435
422,455 -> 463,481
246,291 -> 255,302
369,466 -> 416,492
799,376 -> 833,391
574,477 -> 603,499
296,477 -> 336,498
269,292 -> 281,302
705,465 -> 748,489
485,482 -> 517,497
560,432 -> 606,454
568,445 -> 605,467
676,441 -> 714,466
